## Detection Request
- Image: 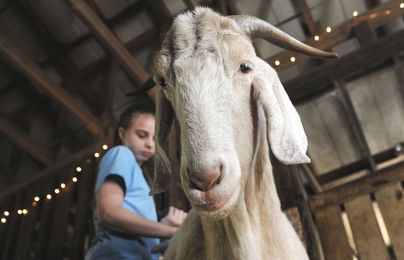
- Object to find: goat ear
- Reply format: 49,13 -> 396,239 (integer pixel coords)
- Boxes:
252,59 -> 310,164
149,89 -> 174,195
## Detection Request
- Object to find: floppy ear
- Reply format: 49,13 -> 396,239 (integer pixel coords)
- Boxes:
252,58 -> 310,164
149,89 -> 174,195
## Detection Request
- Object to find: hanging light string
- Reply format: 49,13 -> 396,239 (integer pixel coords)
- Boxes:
1,144 -> 109,225
273,2 -> 404,68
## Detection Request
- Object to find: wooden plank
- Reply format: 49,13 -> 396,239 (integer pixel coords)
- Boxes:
375,183 -> 404,259
71,160 -> 97,259
12,184 -> 40,260
0,113 -> 54,165
1,193 -> 23,260
309,161 -> 404,211
345,195 -> 390,260
0,142 -> 102,200
334,80 -> 377,172
67,0 -> 155,100
46,171 -> 75,260
267,0 -> 404,71
353,21 -> 378,47
286,27 -> 404,104
294,0 -> 318,35
0,35 -> 103,137
314,206 -> 352,260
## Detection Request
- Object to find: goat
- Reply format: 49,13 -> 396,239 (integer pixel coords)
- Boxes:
150,7 -> 336,260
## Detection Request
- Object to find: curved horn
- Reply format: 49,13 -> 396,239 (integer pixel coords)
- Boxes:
229,15 -> 338,59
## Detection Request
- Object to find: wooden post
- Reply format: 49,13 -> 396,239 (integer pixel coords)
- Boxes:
334,80 -> 377,172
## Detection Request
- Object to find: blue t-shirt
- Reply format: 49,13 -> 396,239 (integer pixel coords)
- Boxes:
93,145 -> 159,259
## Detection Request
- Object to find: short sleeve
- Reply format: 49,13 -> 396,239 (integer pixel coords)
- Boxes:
94,146 -> 136,193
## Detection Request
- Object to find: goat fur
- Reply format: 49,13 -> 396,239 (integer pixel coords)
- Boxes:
152,7 -> 311,260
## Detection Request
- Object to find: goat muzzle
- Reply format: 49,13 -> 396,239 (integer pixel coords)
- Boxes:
190,166 -> 221,192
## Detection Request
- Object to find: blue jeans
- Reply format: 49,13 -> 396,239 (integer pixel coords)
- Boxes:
85,229 -> 158,260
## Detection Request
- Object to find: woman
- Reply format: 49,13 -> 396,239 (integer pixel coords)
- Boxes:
85,104 -> 187,260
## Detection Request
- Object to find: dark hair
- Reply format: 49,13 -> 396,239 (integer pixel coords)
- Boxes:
113,104 -> 155,145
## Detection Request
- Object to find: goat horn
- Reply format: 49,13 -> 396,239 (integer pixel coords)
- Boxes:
229,15 -> 338,59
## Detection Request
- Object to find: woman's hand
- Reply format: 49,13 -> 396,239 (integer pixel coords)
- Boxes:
160,206 -> 187,227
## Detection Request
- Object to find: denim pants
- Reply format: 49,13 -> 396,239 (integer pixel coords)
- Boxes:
85,229 -> 158,260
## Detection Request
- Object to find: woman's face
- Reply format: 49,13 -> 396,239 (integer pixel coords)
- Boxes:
119,114 -> 155,165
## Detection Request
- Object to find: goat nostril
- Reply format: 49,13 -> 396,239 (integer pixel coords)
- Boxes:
190,167 -> 221,192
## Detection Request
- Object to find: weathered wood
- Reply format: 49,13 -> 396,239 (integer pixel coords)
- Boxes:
318,143 -> 402,184
345,195 -> 390,260
334,80 -> 377,172
301,164 -> 323,193
67,0 -> 156,100
375,183 -> 404,259
46,172 -> 75,260
71,160 -> 97,259
33,179 -> 55,259
0,142 -> 102,200
268,0 -> 404,71
103,59 -> 118,115
0,113 -> 54,165
353,21 -> 378,47
292,169 -> 325,260
12,184 -> 40,260
294,0 -> 318,35
310,161 -> 404,211
314,206 -> 352,260
0,35 -> 103,137
2,193 -> 23,260
286,28 -> 404,104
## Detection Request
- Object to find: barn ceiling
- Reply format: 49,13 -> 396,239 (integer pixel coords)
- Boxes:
0,0 -> 403,196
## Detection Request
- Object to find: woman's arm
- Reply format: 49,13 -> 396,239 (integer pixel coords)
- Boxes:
97,180 -> 177,238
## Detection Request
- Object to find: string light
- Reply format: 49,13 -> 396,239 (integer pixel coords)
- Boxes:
314,35 -> 320,41
326,26 -> 332,33
275,60 -> 280,66
1,145 -> 107,226
353,11 -> 358,17
385,10 -> 390,15
290,56 -> 296,62
400,3 -> 404,8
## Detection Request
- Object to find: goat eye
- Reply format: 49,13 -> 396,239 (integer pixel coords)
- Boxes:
240,63 -> 253,73
158,77 -> 168,89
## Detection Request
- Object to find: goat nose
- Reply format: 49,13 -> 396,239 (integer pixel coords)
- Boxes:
190,166 -> 221,192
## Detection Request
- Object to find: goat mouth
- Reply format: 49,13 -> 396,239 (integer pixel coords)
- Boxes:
193,195 -> 230,212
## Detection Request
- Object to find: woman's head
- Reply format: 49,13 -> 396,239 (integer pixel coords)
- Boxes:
116,105 -> 155,165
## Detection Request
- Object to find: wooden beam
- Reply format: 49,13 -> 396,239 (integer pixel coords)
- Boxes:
334,80 -> 377,172
285,27 -> 404,104
309,161 -> 404,211
0,142 -> 103,200
0,113 -> 54,165
15,0 -> 102,114
293,0 -> 319,35
268,0 -> 404,71
0,35 -> 103,137
66,0 -> 154,98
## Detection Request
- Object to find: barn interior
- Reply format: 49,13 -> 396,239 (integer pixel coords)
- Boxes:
0,0 -> 404,259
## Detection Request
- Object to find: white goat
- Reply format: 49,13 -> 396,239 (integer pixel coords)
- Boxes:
151,7 -> 336,260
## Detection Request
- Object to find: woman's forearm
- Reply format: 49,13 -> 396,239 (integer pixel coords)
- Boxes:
99,205 -> 177,238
